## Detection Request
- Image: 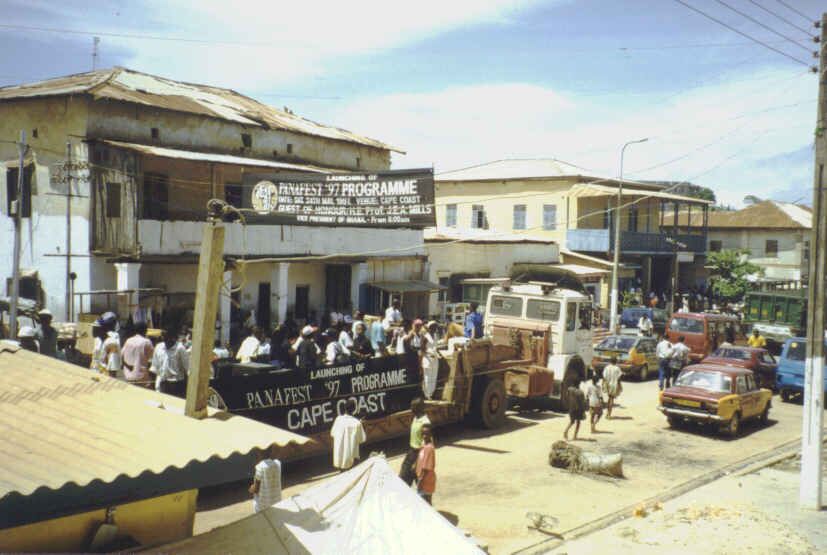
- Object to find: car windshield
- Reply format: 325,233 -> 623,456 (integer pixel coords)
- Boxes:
675,370 -> 732,393
711,348 -> 750,360
597,336 -> 636,351
786,341 -> 806,361
670,317 -> 704,334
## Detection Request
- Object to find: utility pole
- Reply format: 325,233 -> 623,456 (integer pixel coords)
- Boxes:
65,142 -> 73,322
185,203 -> 226,419
92,37 -> 100,70
9,130 -> 26,339
800,12 -> 827,511
666,237 -> 687,312
610,138 -> 648,332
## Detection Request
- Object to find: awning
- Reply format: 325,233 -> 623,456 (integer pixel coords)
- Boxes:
367,280 -> 446,293
99,140 -> 335,173
570,183 -> 712,205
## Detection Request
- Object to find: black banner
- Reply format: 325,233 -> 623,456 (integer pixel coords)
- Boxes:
241,168 -> 435,228
209,354 -> 421,435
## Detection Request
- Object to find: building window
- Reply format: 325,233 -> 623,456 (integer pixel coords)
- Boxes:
287,143 -> 293,154
151,127 -> 159,140
445,203 -> 457,227
543,204 -> 557,230
241,133 -> 252,148
628,207 -> 639,232
356,157 -> 361,168
471,205 -> 487,229
438,276 -> 449,302
106,183 -> 121,218
709,240 -> 722,252
765,239 -> 778,257
142,172 -> 169,219
513,204 -> 527,230
31,128 -> 38,139
5,165 -> 33,218
225,184 -> 243,208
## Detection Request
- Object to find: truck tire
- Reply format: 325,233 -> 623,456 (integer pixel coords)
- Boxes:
474,377 -> 507,429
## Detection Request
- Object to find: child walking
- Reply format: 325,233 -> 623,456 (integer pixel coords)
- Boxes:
415,424 -> 436,504
586,374 -> 604,433
563,378 -> 586,441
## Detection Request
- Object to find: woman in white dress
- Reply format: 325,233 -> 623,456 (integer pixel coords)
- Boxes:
421,321 -> 439,400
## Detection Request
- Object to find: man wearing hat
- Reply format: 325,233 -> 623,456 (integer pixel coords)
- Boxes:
35,309 -> 58,358
297,325 -> 320,371
16,325 -> 40,353
92,312 -> 122,376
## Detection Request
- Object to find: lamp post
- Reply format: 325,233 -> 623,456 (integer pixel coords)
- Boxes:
609,137 -> 648,333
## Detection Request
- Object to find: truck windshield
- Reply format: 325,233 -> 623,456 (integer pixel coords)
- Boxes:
489,295 -> 523,317
670,317 -> 703,334
526,299 -> 560,322
675,370 -> 732,393
786,341 -> 806,361
597,336 -> 636,351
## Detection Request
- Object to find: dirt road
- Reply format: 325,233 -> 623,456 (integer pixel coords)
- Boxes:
195,379 -> 804,554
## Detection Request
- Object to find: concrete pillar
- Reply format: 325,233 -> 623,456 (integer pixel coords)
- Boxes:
219,270 -> 232,345
277,262 -> 289,323
351,262 -> 369,313
268,263 -> 280,329
114,262 -> 141,319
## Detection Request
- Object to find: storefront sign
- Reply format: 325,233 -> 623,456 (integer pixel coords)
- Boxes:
242,169 -> 435,228
209,354 -> 421,435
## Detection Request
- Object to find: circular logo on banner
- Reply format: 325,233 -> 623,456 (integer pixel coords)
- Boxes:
251,180 -> 278,213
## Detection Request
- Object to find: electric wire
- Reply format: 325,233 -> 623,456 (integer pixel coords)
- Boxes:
773,0 -> 817,24
712,0 -> 815,53
745,0 -> 814,36
672,0 -> 814,67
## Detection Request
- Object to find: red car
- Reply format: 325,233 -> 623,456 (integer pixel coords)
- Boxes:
701,346 -> 777,390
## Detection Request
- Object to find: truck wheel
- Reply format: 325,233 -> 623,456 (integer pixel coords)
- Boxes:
780,389 -> 791,403
477,378 -> 507,429
725,412 -> 741,437
760,404 -> 770,424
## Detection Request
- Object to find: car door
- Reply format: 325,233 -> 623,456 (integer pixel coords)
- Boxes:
735,375 -> 754,418
640,338 -> 658,369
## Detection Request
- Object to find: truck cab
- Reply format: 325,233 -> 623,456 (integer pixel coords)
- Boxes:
484,281 -> 594,404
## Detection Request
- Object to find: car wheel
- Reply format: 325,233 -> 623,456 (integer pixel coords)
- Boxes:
725,412 -> 741,437
760,404 -> 770,424
780,389 -> 791,403
667,415 -> 678,428
639,364 -> 649,381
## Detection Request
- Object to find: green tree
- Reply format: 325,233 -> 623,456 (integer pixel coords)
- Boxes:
706,249 -> 762,302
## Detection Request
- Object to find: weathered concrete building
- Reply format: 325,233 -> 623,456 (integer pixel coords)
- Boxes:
0,68 -> 429,336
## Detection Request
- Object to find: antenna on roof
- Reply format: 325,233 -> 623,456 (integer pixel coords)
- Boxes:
92,37 -> 100,70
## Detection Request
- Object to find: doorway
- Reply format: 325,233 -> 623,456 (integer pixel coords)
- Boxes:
257,282 -> 271,330
325,265 -> 352,312
295,285 -> 309,321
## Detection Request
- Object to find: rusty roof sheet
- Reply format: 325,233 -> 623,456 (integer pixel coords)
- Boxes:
664,200 -> 812,229
0,341 -> 308,501
0,67 -> 402,153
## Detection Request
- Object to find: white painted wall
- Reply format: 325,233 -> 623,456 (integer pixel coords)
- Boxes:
137,220 -> 426,258
708,229 -> 805,281
425,240 -> 559,314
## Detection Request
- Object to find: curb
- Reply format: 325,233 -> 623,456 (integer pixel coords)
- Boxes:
512,434 -> 825,555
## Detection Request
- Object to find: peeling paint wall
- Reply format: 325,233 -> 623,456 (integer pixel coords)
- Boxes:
86,99 -> 390,171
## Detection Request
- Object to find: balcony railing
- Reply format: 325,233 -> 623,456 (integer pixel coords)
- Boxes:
566,229 -> 706,254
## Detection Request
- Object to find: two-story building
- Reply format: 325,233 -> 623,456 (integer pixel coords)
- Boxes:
0,68 -> 432,339
666,200 -> 812,282
435,159 -> 711,307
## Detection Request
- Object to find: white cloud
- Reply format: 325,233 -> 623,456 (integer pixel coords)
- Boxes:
329,65 -> 816,207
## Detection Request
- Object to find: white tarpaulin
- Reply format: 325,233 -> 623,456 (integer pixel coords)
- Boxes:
157,456 -> 483,555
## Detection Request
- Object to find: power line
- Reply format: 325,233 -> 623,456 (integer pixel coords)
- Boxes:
712,0 -> 814,53
773,0 -> 817,24
672,0 -> 814,68
746,0 -> 814,36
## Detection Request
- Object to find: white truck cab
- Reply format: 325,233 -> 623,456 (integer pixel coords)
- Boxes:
484,281 -> 594,394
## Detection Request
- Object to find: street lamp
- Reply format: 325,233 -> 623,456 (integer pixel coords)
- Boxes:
609,137 -> 648,333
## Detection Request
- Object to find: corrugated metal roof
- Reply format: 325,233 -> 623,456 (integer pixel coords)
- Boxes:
101,140 -> 334,173
436,158 -> 593,182
663,200 -> 811,229
0,67 -> 402,153
0,341 -> 308,502
569,183 -> 712,205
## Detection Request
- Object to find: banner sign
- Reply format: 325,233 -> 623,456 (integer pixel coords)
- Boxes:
209,354 -> 421,435
242,168 -> 435,228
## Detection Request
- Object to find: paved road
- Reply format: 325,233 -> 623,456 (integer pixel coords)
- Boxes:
195,378 -> 805,554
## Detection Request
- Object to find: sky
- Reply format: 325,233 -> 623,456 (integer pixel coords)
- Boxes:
0,0 -> 822,207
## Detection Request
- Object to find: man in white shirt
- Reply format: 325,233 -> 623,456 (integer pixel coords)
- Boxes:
249,453 -> 282,513
656,334 -> 674,391
382,299 -> 403,330
330,414 -> 366,470
669,335 -> 691,387
151,330 -> 189,397
324,328 -> 345,364
602,357 -> 623,419
339,316 -> 354,355
638,314 -> 653,337
236,327 -> 262,363
93,312 -> 122,377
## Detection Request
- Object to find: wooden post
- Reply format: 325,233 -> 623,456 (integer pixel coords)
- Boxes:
185,220 -> 225,419
800,12 -> 826,511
